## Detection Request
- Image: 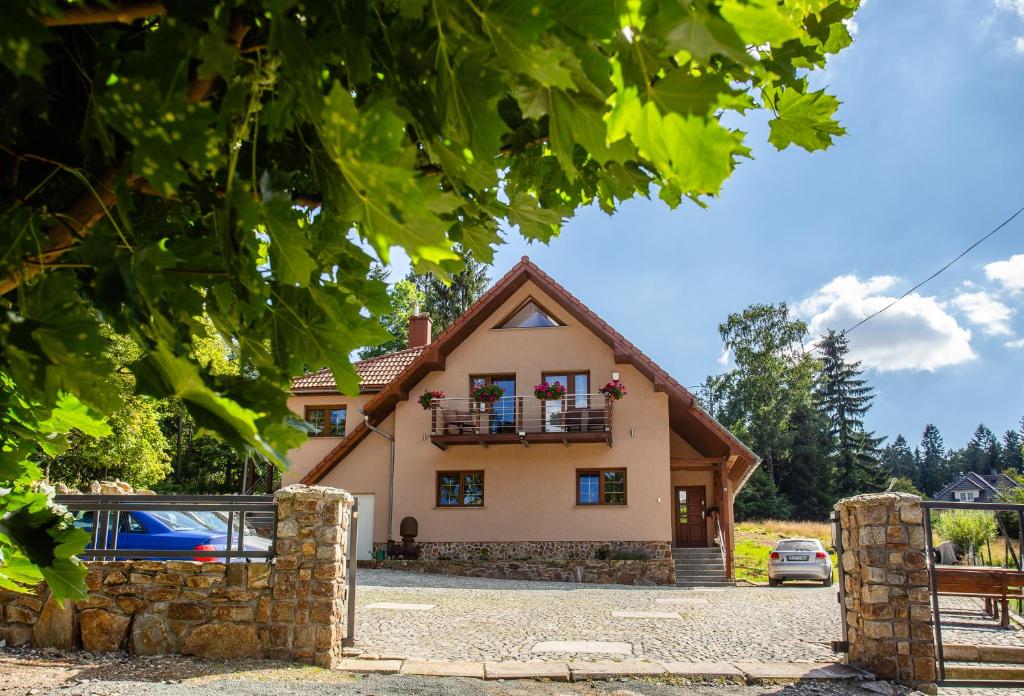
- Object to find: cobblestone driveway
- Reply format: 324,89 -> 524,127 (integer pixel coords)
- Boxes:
354,569 -> 841,663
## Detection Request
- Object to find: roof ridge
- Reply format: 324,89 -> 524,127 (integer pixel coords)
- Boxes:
353,345 -> 425,366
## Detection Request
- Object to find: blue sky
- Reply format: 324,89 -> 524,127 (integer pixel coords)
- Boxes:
390,0 -> 1024,449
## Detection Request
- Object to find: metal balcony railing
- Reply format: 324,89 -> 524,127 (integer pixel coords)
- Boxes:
428,394 -> 613,446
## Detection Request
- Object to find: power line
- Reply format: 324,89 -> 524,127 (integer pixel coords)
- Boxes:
843,205 -> 1024,336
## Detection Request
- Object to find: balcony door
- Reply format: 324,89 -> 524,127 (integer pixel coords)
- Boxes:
541,371 -> 589,432
470,375 -> 516,433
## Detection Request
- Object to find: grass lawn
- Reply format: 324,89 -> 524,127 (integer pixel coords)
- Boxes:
734,519 -> 838,585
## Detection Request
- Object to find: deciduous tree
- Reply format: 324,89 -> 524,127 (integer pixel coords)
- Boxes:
0,1 -> 862,598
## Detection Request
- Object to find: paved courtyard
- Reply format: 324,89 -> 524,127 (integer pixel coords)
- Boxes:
353,569 -> 842,663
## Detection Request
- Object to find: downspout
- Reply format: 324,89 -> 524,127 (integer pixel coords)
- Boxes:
361,409 -> 396,543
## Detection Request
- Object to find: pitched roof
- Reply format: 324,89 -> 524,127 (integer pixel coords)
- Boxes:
292,346 -> 426,392
933,471 -> 1020,500
301,256 -> 760,486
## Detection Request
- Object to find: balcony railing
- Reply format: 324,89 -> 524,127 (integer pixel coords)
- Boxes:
429,394 -> 613,448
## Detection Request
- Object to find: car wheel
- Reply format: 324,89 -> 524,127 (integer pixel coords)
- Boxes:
823,575 -> 834,587
768,578 -> 779,587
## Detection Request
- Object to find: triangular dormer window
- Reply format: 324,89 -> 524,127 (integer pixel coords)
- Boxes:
496,298 -> 563,329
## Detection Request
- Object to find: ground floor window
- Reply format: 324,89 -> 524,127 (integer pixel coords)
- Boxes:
304,405 -> 346,437
437,471 -> 485,507
576,468 -> 626,505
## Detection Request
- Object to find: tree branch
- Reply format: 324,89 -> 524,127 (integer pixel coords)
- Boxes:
41,2 -> 166,27
0,19 -> 249,297
0,168 -> 140,295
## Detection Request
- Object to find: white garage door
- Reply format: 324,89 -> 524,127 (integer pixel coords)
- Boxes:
353,494 -> 374,561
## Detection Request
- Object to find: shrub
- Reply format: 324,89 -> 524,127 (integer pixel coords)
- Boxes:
933,510 -> 997,558
594,545 -> 611,560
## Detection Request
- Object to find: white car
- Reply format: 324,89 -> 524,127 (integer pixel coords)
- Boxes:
768,538 -> 833,586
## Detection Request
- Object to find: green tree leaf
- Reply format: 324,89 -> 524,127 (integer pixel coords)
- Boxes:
768,88 -> 846,152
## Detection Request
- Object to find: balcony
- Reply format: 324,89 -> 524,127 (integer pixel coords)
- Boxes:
429,394 -> 613,449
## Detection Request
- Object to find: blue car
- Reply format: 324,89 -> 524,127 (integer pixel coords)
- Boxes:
73,509 -> 271,561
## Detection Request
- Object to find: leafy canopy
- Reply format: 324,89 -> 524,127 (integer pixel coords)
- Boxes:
0,0 -> 860,596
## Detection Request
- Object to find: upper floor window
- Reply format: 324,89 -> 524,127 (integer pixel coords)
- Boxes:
954,489 -> 978,502
496,298 -> 564,329
305,405 -> 346,437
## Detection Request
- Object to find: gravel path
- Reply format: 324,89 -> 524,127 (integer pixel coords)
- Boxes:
354,569 -> 840,662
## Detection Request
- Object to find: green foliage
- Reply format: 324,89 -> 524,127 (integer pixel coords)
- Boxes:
960,424 -> 1003,474
779,401 -> 835,520
933,510 -> 997,558
408,250 -> 490,338
0,1 -> 861,598
917,424 -> 947,496
815,330 -> 885,495
359,266 -> 427,359
881,435 -> 916,481
36,394 -> 171,490
703,303 -> 819,520
886,477 -> 923,497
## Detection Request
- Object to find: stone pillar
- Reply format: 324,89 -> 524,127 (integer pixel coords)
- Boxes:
267,484 -> 353,667
835,493 -> 936,694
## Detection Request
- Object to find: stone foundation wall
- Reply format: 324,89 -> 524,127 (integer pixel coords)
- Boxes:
0,485 -> 353,668
401,540 -> 671,562
359,557 -> 675,585
835,493 -> 936,694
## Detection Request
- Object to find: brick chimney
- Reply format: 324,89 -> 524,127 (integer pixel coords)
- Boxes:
408,314 -> 432,348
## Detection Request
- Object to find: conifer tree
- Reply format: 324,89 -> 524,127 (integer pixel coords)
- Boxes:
882,434 -> 916,480
814,330 -> 885,495
917,424 -> 948,496
407,249 -> 489,338
1001,428 -> 1024,473
779,401 -> 835,520
962,424 -> 1002,474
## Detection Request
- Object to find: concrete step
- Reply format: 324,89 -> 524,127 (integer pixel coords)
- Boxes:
671,548 -> 722,555
675,580 -> 735,587
677,572 -> 727,579
944,663 -> 1024,681
944,644 -> 1024,664
675,566 -> 725,573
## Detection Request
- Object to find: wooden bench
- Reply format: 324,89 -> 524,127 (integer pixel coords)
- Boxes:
934,566 -> 1024,628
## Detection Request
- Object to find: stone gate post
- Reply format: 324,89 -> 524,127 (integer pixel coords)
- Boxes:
267,484 -> 353,667
835,493 -> 936,693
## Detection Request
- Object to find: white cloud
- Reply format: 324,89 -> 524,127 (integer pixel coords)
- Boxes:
1015,36 -> 1024,54
717,347 -> 732,367
951,291 -> 1015,336
796,274 -> 899,315
799,274 -> 976,372
985,253 -> 1024,293
996,0 -> 1024,19
1006,338 -> 1024,349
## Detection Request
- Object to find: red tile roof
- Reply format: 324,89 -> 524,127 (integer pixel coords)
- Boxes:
291,346 -> 426,393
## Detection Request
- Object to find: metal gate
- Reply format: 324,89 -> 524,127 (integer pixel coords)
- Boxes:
922,500 -> 1024,688
830,510 -> 849,654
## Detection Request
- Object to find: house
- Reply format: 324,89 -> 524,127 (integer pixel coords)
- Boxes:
932,471 -> 1020,503
283,257 -> 760,585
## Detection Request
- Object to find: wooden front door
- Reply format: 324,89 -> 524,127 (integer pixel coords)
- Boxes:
674,486 -> 707,547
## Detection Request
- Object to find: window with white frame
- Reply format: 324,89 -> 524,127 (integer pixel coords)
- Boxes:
954,490 -> 979,502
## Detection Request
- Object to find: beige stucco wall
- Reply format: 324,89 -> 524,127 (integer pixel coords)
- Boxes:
283,280 -> 716,546
282,393 -> 373,486
388,280 -> 673,544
